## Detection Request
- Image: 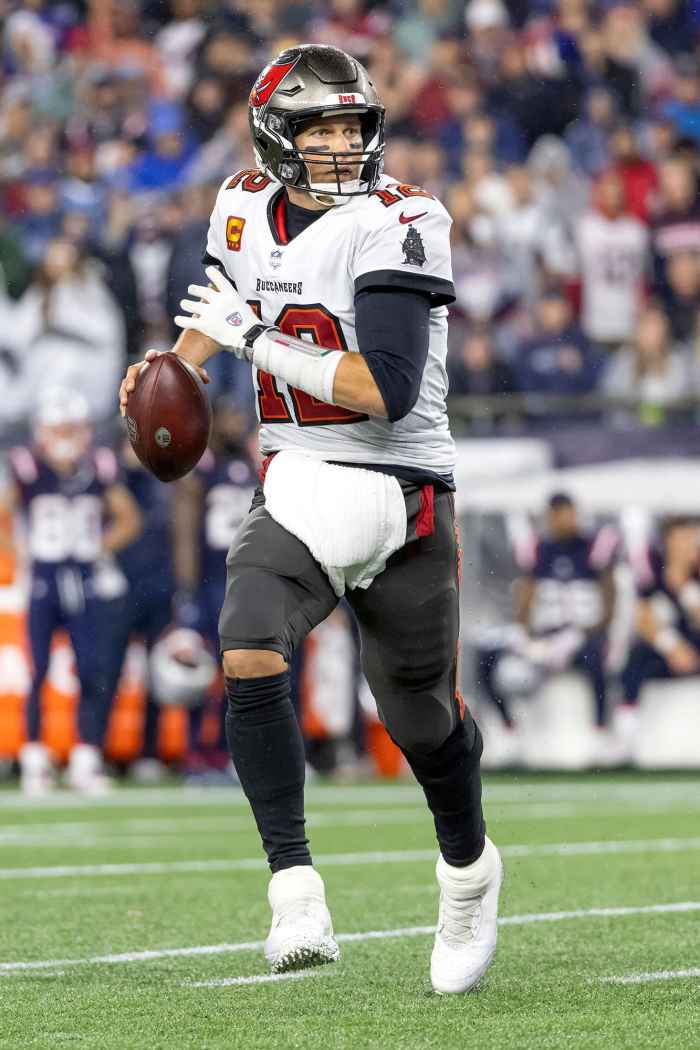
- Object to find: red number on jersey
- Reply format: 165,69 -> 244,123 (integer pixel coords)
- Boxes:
275,305 -> 367,426
227,170 -> 273,193
254,303 -> 367,426
249,300 -> 293,423
370,183 -> 435,207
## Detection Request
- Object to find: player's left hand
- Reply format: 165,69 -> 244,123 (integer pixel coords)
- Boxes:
175,266 -> 264,360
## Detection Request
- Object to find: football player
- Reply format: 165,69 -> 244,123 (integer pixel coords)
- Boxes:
173,401 -> 257,775
480,492 -> 618,728
0,390 -> 141,795
621,517 -> 700,711
120,45 -> 502,993
100,436 -> 176,778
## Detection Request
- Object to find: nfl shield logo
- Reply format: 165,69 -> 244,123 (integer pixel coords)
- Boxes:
270,249 -> 283,270
226,311 -> 243,327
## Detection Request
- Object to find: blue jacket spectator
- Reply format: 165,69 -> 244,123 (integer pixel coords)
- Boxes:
514,289 -> 603,396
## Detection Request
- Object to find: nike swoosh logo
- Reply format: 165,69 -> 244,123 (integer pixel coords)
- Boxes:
399,211 -> 428,224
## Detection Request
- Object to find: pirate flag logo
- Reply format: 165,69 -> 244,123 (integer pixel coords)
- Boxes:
401,225 -> 426,267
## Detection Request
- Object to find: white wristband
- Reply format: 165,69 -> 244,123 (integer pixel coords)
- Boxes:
654,627 -> 682,655
251,329 -> 344,405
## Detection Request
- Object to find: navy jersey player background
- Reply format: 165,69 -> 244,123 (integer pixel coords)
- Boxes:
9,441 -> 122,747
101,437 -> 176,764
478,492 -> 618,728
174,403 -> 257,767
622,517 -> 700,704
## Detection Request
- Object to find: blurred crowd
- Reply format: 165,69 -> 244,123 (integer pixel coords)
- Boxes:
3,0 -> 700,434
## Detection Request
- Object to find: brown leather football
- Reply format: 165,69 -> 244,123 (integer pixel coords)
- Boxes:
125,353 -> 211,482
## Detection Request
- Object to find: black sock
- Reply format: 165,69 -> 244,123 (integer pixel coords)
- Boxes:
225,672 -> 311,874
402,719 -> 486,867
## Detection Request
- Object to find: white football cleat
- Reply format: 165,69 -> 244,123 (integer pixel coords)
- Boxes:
66,744 -> 113,796
19,742 -> 55,797
431,836 -> 503,994
264,865 -> 340,974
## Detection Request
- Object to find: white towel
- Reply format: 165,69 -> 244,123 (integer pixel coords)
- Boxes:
263,451 -> 407,597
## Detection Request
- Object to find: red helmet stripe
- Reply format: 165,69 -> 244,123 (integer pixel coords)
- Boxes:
250,59 -> 299,108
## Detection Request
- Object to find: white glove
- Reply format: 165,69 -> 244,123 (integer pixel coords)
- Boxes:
176,265 -> 344,406
174,266 -> 268,359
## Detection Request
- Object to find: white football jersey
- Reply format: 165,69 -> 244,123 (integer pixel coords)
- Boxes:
576,211 -> 648,343
204,171 -> 457,475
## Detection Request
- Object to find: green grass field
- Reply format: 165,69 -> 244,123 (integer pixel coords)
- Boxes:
1,774 -> 699,1050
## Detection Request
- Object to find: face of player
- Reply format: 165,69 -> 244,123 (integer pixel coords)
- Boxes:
36,422 -> 92,472
293,115 -> 364,188
548,504 -> 578,539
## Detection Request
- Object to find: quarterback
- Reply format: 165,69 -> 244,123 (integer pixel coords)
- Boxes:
120,44 -> 502,993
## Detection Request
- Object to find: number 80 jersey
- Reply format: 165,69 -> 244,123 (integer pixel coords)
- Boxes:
204,171 -> 457,476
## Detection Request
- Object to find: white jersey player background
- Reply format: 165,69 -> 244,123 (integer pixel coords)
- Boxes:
204,171 -> 456,475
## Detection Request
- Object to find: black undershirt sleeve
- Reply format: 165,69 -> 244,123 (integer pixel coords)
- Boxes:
354,286 -> 432,423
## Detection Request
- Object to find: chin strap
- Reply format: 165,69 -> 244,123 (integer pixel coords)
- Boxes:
242,325 -> 344,405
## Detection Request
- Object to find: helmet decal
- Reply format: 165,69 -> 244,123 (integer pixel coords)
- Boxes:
250,57 -> 301,110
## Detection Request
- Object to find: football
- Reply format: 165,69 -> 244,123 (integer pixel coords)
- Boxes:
125,352 -> 211,482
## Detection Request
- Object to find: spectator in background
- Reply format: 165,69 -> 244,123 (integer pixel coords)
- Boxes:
620,516 -> 700,729
602,302 -> 693,423
646,0 -> 697,56
155,0 -> 208,99
661,53 -> 700,148
575,170 -> 648,351
608,121 -> 659,224
448,327 -> 518,397
58,138 -> 108,241
513,287 -> 602,399
0,217 -> 30,300
14,169 -> 63,266
12,236 -> 126,422
447,180 -> 516,323
496,164 -> 571,304
652,156 -> 700,291
528,135 -> 588,230
662,250 -> 700,344
128,101 -> 199,193
393,0 -> 459,66
564,86 -> 617,178
89,0 -> 167,97
0,84 -> 33,184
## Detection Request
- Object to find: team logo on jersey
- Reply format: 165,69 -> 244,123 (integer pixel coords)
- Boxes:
401,225 -> 426,267
226,216 -> 245,252
270,249 -> 283,270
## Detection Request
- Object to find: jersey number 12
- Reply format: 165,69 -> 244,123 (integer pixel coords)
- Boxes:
250,302 -> 368,426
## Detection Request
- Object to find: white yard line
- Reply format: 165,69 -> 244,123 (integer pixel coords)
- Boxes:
187,969 -> 337,989
4,798 -> 700,849
2,836 -> 700,880
1,781 -> 700,810
600,967 -> 700,985
1,901 -> 698,975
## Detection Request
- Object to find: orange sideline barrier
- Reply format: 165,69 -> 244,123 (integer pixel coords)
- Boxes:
0,597 -> 187,763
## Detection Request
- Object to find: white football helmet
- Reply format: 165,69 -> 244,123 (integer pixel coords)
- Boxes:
149,627 -> 218,709
33,388 -> 92,465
